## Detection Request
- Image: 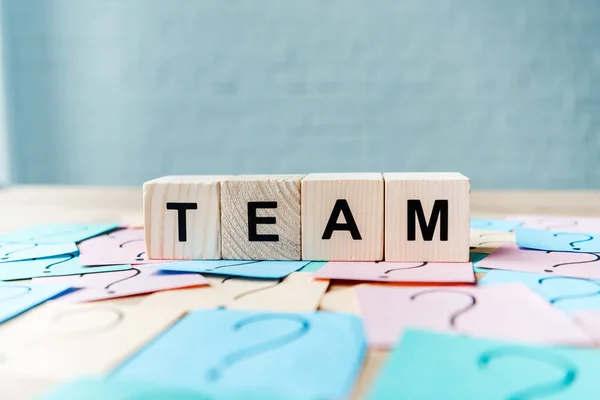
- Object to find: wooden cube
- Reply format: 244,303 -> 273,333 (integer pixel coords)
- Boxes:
301,173 -> 384,261
143,175 -> 231,260
221,175 -> 304,260
384,172 -> 470,262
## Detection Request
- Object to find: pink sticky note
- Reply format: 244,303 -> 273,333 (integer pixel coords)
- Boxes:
356,283 -> 593,348
477,243 -> 600,279
33,267 -> 207,302
573,311 -> 600,344
505,215 -> 600,233
78,228 -> 162,266
313,262 -> 475,283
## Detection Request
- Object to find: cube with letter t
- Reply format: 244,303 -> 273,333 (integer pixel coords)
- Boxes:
143,175 -> 231,260
384,172 -> 470,262
301,173 -> 384,261
220,175 -> 304,260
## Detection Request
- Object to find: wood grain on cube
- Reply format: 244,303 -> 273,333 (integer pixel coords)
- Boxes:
143,175 -> 231,260
221,175 -> 304,260
384,172 -> 470,262
301,173 -> 384,261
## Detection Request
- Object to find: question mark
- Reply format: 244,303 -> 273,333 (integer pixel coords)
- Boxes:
537,276 -> 600,304
220,276 -> 283,302
553,233 -> 594,251
543,251 -> 600,273
409,289 -> 477,328
378,262 -> 427,279
1,243 -> 39,260
104,268 -> 142,294
470,233 -> 512,250
42,253 -> 76,274
205,313 -> 310,381
478,346 -> 576,400
50,307 -> 125,338
205,261 -> 261,273
118,239 -> 146,261
0,285 -> 32,301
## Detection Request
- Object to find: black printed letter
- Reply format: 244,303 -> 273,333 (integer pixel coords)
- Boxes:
322,199 -> 362,240
407,199 -> 448,241
166,202 -> 198,242
248,202 -> 279,242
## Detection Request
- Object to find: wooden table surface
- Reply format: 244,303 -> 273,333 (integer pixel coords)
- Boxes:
1,185 -> 599,399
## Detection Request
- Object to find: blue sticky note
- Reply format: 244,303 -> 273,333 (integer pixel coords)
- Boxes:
0,282 -> 71,324
299,261 -> 328,273
37,378 -> 310,400
156,260 -> 310,279
0,242 -> 78,263
113,310 -> 366,399
369,329 -> 600,400
0,224 -> 119,244
471,218 -> 521,232
481,270 -> 600,311
0,253 -> 131,281
516,227 -> 600,253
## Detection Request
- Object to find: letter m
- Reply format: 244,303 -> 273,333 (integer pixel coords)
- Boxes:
407,200 -> 448,241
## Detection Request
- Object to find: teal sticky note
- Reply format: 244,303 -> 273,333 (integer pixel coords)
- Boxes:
516,227 -> 600,253
156,260 -> 310,279
113,310 -> 366,399
481,270 -> 600,312
0,282 -> 70,324
369,329 -> 600,400
470,252 -> 491,273
0,253 -> 131,281
36,378 -> 311,400
471,218 -> 521,232
299,261 -> 327,273
0,224 -> 119,244
0,242 -> 78,263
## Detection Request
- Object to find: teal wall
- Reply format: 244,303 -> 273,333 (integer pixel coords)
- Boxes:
2,0 -> 600,188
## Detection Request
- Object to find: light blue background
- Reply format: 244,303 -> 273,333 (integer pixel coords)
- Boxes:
2,0 -> 599,188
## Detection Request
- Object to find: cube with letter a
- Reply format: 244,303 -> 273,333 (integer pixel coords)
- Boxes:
384,172 -> 470,262
143,175 -> 231,260
301,173 -> 384,261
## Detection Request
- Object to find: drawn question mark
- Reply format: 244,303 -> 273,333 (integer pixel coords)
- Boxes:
409,289 -> 477,328
41,253 -> 76,274
49,307 -> 125,338
119,239 -> 146,261
537,276 -> 600,304
104,268 -> 142,294
378,262 -> 427,279
205,260 -> 261,273
0,285 -> 32,301
553,232 -> 594,251
205,313 -> 310,381
1,243 -> 39,260
220,276 -> 283,302
470,233 -> 511,250
478,346 -> 577,400
543,251 -> 600,273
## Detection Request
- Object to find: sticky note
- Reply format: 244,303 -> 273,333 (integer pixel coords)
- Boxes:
369,329 -> 600,400
313,261 -> 475,283
112,310 -> 366,400
33,268 -> 208,303
470,252 -> 490,273
0,242 -> 78,263
36,377 -> 307,400
78,229 -> 161,266
481,270 -> 600,312
470,218 -> 521,232
0,253 -> 131,281
356,283 -> 593,348
470,230 -> 515,254
572,311 -> 600,343
478,243 -> 600,279
0,282 -> 71,324
299,261 -> 327,272
154,260 -> 310,279
505,214 -> 600,233
0,224 -> 119,244
516,227 -> 600,253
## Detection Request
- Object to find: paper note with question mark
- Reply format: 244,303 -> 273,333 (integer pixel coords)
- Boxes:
0,282 -> 71,325
470,230 -> 515,254
78,228 -> 161,266
356,283 -> 594,349
477,243 -> 600,279
112,310 -> 366,400
0,224 -> 119,244
505,215 -> 600,233
368,329 -> 600,400
298,261 -> 327,273
0,253 -> 131,281
470,218 -> 522,232
516,227 -> 600,253
154,260 -> 310,279
0,301 -> 185,380
481,270 -> 600,312
33,268 -> 208,303
38,378 -> 313,400
313,261 -> 475,283
0,242 -> 77,263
